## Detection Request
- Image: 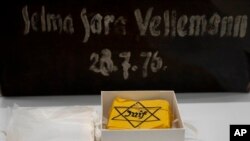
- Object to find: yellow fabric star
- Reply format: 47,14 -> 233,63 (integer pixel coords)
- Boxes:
107,97 -> 172,129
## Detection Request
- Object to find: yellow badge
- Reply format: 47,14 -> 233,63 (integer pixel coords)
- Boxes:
107,97 -> 172,129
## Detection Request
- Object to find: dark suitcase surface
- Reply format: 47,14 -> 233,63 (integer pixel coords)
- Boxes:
1,0 -> 250,96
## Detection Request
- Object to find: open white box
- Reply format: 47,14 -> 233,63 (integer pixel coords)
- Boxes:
101,91 -> 185,141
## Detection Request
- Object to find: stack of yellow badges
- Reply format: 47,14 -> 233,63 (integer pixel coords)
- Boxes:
107,97 -> 172,129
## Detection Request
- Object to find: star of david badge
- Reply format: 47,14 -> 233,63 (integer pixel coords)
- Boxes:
111,102 -> 161,128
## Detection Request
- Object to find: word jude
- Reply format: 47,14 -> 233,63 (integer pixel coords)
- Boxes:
107,97 -> 172,129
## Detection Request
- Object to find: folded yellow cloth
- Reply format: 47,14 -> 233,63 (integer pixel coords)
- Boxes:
107,97 -> 172,129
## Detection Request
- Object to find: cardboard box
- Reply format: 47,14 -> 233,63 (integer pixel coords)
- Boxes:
101,91 -> 185,141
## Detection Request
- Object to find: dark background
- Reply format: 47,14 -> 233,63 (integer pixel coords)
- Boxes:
1,0 -> 250,96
